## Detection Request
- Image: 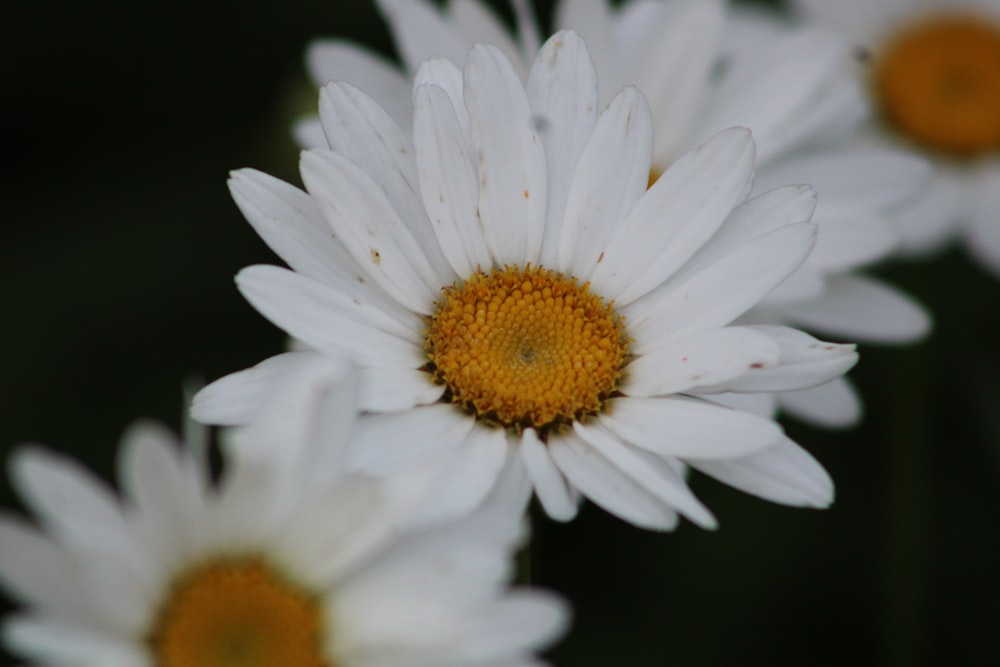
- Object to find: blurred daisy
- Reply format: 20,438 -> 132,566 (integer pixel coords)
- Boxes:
301,0 -> 930,428
294,0 -> 540,148
196,33 -> 856,530
0,361 -> 567,667
793,0 -> 1000,273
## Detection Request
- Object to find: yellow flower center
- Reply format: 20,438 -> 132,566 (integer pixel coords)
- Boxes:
874,13 -> 1000,155
149,557 -> 330,667
425,265 -> 629,435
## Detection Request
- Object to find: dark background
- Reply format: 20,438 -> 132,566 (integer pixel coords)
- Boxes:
2,1 -> 998,665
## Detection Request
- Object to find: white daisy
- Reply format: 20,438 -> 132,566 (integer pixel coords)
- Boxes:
195,32 -> 856,530
299,0 -> 930,428
0,360 -> 567,667
792,0 -> 1000,274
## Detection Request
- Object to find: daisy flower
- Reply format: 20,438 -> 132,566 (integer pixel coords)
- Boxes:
299,0 -> 930,428
195,32 -> 856,530
792,0 -> 1000,273
0,360 -> 567,667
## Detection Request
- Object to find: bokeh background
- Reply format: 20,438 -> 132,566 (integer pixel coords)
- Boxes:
3,1 -> 999,665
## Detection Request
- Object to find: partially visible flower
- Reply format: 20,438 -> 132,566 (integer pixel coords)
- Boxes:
301,0 -> 931,428
793,0 -> 1000,274
295,0 -> 540,148
196,33 -> 855,530
0,360 -> 567,667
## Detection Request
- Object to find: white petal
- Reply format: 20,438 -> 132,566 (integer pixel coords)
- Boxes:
625,223 -> 818,353
4,617 -> 149,667
590,127 -> 755,304
548,431 -> 677,530
802,209 -> 898,273
555,1 -> 617,104
336,488 -> 523,607
690,437 -> 834,507
410,427 -> 512,526
626,326 -> 782,397
413,83 -> 492,276
520,429 -> 577,521
621,0 -> 726,160
229,168 -> 356,285
700,391 -> 778,419
557,85 -> 652,280
119,422 -> 205,567
694,28 -> 852,164
294,117 -> 328,150
525,30 -> 599,267
511,0 -> 542,57
790,0 -> 907,51
413,57 -> 469,137
229,356 -> 359,488
448,0 -> 527,75
359,366 -> 445,413
599,396 -> 784,460
229,169 -> 423,334
191,351 -> 316,426
754,147 -> 932,213
305,39 -> 411,128
9,449 -> 157,632
347,405 -> 475,477
464,44 -> 547,266
761,73 -> 868,152
236,265 -> 425,368
574,422 -> 716,528
760,266 -> 828,305
666,184 -> 817,282
272,478 -> 402,588
318,82 -> 456,288
434,592 -> 570,663
777,377 -> 862,428
701,325 -> 858,393
964,162 -> 1000,276
378,0 -> 476,72
893,172 -> 962,255
478,447 -> 534,521
0,515 -> 86,613
11,447 -> 131,556
299,149 -> 442,312
783,272 -> 931,343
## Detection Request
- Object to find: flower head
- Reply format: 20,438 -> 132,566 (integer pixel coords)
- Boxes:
196,32 -> 856,530
794,0 -> 1000,275
0,361 -> 567,666
301,0 -> 930,428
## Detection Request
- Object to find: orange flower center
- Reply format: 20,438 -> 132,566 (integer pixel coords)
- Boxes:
874,14 -> 1000,155
425,265 -> 629,435
149,557 -> 330,667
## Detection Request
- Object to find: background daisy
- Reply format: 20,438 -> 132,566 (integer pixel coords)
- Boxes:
792,0 -> 1000,275
0,360 -> 567,667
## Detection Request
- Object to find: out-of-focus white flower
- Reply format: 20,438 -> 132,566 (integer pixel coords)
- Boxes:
0,360 -> 568,667
793,0 -> 1000,275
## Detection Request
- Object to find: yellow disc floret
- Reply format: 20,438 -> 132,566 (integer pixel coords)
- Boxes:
426,265 -> 629,435
874,14 -> 1000,155
149,557 -> 330,667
